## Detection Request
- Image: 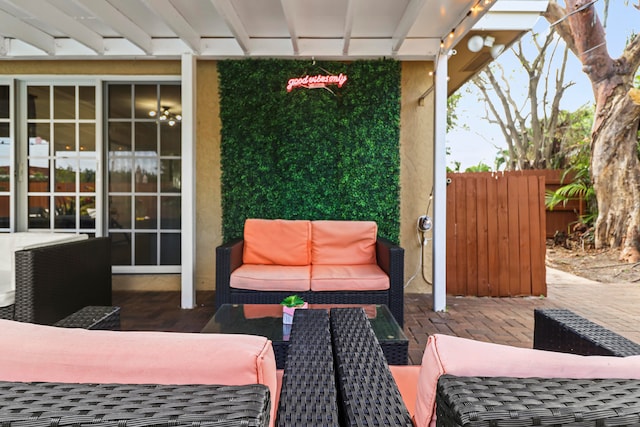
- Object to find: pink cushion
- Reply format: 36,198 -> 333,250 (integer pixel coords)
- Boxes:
243,219 -> 311,266
231,264 -> 311,291
414,334 -> 640,427
311,220 -> 377,265
0,319 -> 278,426
310,264 -> 389,291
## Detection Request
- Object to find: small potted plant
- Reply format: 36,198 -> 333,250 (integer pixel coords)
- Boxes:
281,294 -> 308,324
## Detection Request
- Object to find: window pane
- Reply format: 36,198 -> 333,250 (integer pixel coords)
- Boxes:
160,85 -> 181,116
54,157 -> 76,193
135,195 -> 157,229
160,159 -> 181,192
54,122 -> 75,153
80,196 -> 96,229
109,85 -> 131,118
54,195 -> 76,229
110,196 -> 132,229
111,233 -> 132,265
135,121 -> 157,153
28,158 -> 49,192
79,123 -> 95,152
161,196 -> 180,229
135,85 -> 157,119
160,121 -> 180,156
161,233 -> 181,265
54,86 -> 75,120
109,157 -> 132,192
135,157 -> 157,192
135,233 -> 157,265
79,86 -> 95,120
80,159 -> 96,192
28,196 -> 50,229
0,196 -> 8,228
0,86 -> 8,119
109,122 -> 132,152
28,124 -> 50,156
28,86 -> 50,119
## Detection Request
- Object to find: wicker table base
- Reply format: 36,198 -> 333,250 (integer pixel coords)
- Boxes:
436,375 -> 640,427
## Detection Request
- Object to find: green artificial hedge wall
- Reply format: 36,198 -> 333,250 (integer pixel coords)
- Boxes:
218,59 -> 401,243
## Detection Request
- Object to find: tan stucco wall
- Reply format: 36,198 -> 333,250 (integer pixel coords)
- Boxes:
2,59 -> 436,295
400,62 -> 435,293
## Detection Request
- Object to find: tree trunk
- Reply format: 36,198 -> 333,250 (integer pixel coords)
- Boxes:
545,0 -> 640,261
591,86 -> 640,261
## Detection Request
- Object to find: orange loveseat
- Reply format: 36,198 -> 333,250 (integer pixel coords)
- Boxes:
215,219 -> 405,325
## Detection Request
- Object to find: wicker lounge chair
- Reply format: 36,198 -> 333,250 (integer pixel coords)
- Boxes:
0,237 -> 112,325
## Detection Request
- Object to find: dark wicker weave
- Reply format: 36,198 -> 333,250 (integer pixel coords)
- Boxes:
329,308 -> 413,427
54,305 -> 121,330
534,308 -> 640,357
436,375 -> 640,427
215,236 -> 405,325
277,309 -> 340,427
1,237 -> 112,326
0,381 -> 270,427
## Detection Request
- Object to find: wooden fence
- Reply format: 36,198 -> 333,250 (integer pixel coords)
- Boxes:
446,171 -> 547,297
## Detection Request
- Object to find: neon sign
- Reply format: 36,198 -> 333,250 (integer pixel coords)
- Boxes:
287,73 -> 348,92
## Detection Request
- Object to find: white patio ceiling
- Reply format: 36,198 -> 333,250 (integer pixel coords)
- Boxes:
0,0 -> 548,61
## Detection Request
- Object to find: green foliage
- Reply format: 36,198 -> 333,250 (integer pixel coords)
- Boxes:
447,93 -> 463,132
545,138 -> 597,226
218,59 -> 401,242
465,162 -> 492,172
280,294 -> 305,307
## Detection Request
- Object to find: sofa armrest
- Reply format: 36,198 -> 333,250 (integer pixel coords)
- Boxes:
376,237 -> 405,326
14,237 -> 112,325
215,238 -> 244,309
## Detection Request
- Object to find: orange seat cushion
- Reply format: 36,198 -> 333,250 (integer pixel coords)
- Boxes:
390,365 -> 420,419
243,219 -> 311,266
310,264 -> 389,291
311,220 -> 377,265
231,264 -> 311,291
414,333 -> 640,427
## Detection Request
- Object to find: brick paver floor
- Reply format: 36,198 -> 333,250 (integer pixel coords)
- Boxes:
403,267 -> 640,364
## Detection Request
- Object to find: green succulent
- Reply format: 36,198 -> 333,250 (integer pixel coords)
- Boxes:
281,295 -> 305,308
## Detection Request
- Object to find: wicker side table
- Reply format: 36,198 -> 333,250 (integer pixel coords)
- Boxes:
0,381 -> 270,427
436,375 -> 640,427
330,307 -> 412,427
54,305 -> 121,330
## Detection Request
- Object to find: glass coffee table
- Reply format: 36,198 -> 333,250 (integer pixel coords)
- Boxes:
201,303 -> 408,369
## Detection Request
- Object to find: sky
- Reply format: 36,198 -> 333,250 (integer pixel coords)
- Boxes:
447,0 -> 639,171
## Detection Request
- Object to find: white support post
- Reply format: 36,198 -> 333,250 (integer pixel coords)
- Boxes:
432,55 -> 448,312
181,53 -> 197,308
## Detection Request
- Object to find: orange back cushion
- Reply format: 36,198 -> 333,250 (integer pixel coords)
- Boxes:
243,218 -> 311,265
311,220 -> 377,265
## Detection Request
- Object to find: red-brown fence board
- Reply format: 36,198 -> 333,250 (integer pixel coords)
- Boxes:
446,171 -> 547,297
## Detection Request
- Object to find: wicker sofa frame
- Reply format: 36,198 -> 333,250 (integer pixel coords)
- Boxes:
215,236 -> 406,325
0,237 -> 112,325
325,307 -> 640,427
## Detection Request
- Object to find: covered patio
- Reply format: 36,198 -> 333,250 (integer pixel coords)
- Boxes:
0,0 -> 548,311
